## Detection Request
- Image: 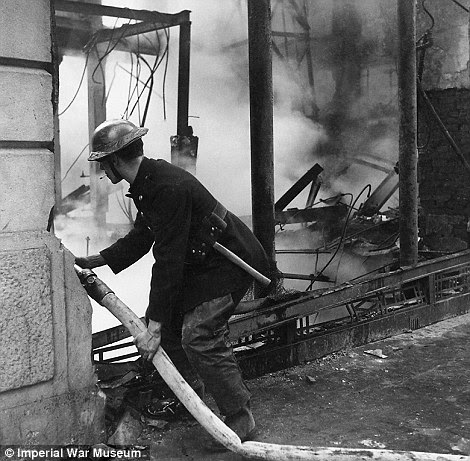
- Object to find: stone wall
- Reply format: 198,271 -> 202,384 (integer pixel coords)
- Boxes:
0,0 -> 105,444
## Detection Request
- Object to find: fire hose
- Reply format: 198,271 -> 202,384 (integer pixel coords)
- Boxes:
75,266 -> 468,461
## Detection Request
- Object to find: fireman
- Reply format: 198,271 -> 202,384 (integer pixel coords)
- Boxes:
76,119 -> 269,447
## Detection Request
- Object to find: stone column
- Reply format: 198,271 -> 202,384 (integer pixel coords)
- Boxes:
0,0 -> 105,444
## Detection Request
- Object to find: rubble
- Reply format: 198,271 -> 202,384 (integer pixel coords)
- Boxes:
364,349 -> 388,359
107,409 -> 143,446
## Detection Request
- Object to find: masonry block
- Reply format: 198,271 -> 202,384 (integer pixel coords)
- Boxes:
0,387 -> 106,444
0,150 -> 54,232
0,0 -> 51,63
63,249 -> 96,391
0,247 -> 54,392
0,69 -> 53,142
0,232 -> 105,444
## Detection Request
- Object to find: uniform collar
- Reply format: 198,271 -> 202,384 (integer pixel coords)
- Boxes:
127,156 -> 154,198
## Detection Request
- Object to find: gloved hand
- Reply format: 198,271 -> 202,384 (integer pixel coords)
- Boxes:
75,254 -> 106,269
134,320 -> 162,361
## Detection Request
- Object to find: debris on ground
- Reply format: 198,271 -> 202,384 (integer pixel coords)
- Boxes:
141,418 -> 169,430
99,370 -> 138,389
451,438 -> 470,455
107,409 -> 143,445
96,360 -> 188,441
364,349 -> 388,358
306,375 -> 317,384
360,439 -> 387,448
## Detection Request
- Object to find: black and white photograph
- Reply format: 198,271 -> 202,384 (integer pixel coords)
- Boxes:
0,1 -> 469,459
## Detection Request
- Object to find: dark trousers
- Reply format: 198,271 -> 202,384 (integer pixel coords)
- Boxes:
161,293 -> 250,417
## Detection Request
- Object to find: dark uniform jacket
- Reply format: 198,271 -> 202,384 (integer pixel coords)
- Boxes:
100,157 -> 269,324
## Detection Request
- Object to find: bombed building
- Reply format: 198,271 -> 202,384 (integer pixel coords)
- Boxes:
1,0 -> 470,458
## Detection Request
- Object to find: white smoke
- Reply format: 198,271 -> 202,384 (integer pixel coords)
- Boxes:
57,1 -> 400,329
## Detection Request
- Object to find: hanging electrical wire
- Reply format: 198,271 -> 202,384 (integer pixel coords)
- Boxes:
124,27 -> 170,125
447,0 -> 469,13
135,34 -> 142,124
60,17 -> 129,116
139,26 -> 169,123
420,0 -> 435,33
114,63 -> 163,102
161,27 -> 170,121
93,16 -> 121,102
306,184 -> 372,291
87,17 -> 133,84
61,14 -> 174,224
58,53 -> 90,117
105,62 -> 120,103
124,43 -> 136,119
61,143 -> 90,183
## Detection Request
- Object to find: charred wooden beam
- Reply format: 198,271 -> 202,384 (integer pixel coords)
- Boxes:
357,170 -> 399,217
282,272 -> 333,283
275,163 -> 323,212
275,204 -> 347,225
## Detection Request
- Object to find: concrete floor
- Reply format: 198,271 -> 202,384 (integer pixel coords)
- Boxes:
137,312 -> 470,460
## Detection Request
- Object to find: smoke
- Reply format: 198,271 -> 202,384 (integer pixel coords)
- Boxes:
59,0 -> 330,216
57,0 -> 401,329
56,211 -> 152,332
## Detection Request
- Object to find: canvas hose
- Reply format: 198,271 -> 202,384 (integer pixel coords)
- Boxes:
74,266 -> 467,461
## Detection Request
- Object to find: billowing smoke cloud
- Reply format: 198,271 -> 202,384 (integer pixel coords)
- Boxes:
57,0 -> 400,329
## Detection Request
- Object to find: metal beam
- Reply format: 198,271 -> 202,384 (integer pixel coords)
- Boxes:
94,19 -> 188,45
236,295 -> 470,379
228,249 -> 470,339
55,0 -> 190,25
55,17 -> 159,55
91,249 -> 470,361
248,0 -> 276,276
350,158 -> 394,174
177,21 -> 191,136
397,0 -> 418,267
272,31 -> 309,39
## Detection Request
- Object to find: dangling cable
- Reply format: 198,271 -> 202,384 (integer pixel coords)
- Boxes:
306,185 -> 372,291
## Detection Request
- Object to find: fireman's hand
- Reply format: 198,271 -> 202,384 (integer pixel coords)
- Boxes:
134,320 -> 162,362
75,254 -> 106,269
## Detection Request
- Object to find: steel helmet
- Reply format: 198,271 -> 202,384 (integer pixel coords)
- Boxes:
88,119 -> 148,161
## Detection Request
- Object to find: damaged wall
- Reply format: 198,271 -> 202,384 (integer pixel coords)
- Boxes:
417,1 -> 470,251
0,0 -> 105,444
418,89 -> 470,252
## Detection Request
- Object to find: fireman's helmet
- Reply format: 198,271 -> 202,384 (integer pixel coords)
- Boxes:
88,119 -> 148,162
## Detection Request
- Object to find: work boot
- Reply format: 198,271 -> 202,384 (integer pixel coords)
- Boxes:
205,402 -> 256,452
225,402 -> 256,441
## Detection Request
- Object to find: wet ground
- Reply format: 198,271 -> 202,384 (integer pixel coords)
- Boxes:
137,312 -> 470,460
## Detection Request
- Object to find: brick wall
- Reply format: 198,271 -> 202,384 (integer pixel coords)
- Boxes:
418,88 -> 470,251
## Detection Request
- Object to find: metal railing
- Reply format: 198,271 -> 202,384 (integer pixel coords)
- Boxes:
92,250 -> 470,369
